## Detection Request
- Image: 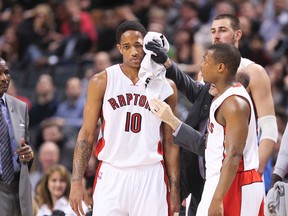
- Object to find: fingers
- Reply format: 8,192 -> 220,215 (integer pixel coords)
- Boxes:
150,98 -> 168,116
17,141 -> 34,163
83,192 -> 93,213
18,149 -> 34,163
150,98 -> 164,110
70,200 -> 85,216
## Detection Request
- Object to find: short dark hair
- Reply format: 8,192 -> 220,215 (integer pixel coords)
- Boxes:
207,43 -> 241,75
116,20 -> 147,44
213,14 -> 240,31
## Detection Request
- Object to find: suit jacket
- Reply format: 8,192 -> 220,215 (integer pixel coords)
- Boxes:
166,62 -> 213,156
6,94 -> 33,216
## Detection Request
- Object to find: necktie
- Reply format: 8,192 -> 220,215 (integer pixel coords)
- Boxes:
0,99 -> 14,184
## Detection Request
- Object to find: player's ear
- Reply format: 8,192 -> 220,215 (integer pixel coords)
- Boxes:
117,44 -> 123,54
235,30 -> 242,41
218,62 -> 225,73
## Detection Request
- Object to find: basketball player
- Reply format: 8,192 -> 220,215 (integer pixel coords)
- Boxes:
150,43 -> 264,215
69,21 -> 180,216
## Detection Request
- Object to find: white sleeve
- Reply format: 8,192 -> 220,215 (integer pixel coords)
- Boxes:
273,122 -> 288,178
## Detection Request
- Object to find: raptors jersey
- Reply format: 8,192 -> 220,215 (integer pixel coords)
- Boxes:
239,57 -> 254,70
197,83 -> 264,216
205,83 -> 259,179
95,64 -> 163,168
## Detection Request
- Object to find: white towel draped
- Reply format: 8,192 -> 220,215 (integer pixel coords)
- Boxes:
138,32 -> 173,101
265,181 -> 288,216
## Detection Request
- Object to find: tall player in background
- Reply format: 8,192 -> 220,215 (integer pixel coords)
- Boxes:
69,21 -> 180,216
209,14 -> 277,178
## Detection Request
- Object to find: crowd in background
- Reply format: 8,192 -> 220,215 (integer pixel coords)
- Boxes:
0,0 -> 287,214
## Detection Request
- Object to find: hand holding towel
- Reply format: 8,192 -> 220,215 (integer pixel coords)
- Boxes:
138,32 -> 173,101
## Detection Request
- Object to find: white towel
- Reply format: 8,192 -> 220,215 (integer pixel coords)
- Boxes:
138,32 -> 173,101
265,181 -> 288,216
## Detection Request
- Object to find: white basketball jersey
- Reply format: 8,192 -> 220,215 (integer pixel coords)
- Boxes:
205,83 -> 259,179
238,57 -> 254,71
96,64 -> 163,167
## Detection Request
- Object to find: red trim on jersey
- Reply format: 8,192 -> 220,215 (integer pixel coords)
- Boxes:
92,160 -> 103,206
259,199 -> 264,216
223,169 -> 263,216
233,82 -> 242,88
95,138 -> 105,157
158,141 -> 163,156
161,160 -> 171,216
95,121 -> 106,157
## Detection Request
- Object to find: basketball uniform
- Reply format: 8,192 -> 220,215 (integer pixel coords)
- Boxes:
239,57 -> 254,70
196,83 -> 264,216
93,64 -> 169,216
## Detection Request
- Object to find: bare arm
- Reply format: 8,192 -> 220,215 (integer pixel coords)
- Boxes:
162,80 -> 181,213
69,71 -> 107,215
246,64 -> 277,175
209,96 -> 250,215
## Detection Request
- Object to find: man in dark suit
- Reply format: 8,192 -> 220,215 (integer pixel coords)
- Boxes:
145,41 -> 213,215
0,57 -> 34,215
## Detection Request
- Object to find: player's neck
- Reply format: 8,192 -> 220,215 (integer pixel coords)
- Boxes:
120,64 -> 139,84
216,80 -> 236,96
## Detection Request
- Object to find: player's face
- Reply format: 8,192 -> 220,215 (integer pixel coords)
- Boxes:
0,59 -> 10,97
211,18 -> 237,45
200,50 -> 218,84
117,30 -> 145,69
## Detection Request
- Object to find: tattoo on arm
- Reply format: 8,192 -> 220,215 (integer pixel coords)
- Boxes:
71,140 -> 92,182
169,177 -> 180,190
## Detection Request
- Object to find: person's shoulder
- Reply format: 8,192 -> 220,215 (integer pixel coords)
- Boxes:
5,94 -> 27,107
90,69 -> 106,81
243,60 -> 266,76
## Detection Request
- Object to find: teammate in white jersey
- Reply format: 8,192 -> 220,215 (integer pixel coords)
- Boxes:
69,21 -> 180,216
198,43 -> 264,215
150,44 -> 264,215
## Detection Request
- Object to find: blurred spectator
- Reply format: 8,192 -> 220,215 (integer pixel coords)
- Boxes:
30,141 -> 60,194
0,26 -> 20,67
155,0 -> 181,43
172,29 -> 203,77
131,0 -> 152,28
175,1 -> 201,36
61,0 -> 97,47
54,77 -> 85,130
266,23 -> 288,62
146,6 -> 166,33
36,164 -> 88,216
17,3 -> 60,67
82,51 -> 112,94
0,4 -> 24,35
34,117 -> 76,171
260,0 -> 288,44
267,61 -> 288,111
238,1 -> 262,34
48,15 -> 92,65
29,74 -> 59,128
95,9 -> 122,62
245,34 -> 272,67
7,78 -> 31,109
34,118 -> 66,152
